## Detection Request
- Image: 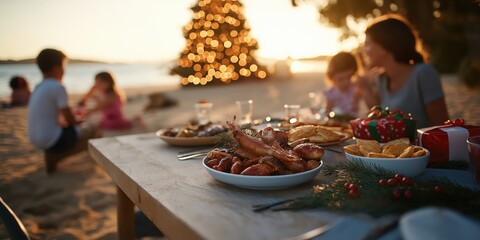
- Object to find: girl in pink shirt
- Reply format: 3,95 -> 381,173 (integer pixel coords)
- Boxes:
323,52 -> 361,117
79,72 -> 132,130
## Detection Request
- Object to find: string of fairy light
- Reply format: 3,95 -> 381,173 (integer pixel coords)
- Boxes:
174,0 -> 267,86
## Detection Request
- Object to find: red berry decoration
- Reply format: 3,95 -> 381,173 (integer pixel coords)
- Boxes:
344,182 -> 350,188
387,178 -> 398,185
378,179 -> 387,186
392,191 -> 402,199
394,174 -> 403,181
402,177 -> 414,186
404,190 -> 413,199
348,183 -> 358,191
454,118 -> 464,126
348,189 -> 359,198
434,186 -> 443,193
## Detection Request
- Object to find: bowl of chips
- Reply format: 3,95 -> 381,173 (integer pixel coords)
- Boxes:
343,138 -> 429,177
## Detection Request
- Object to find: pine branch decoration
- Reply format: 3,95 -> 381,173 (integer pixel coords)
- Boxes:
214,122 -> 259,148
269,161 -> 480,218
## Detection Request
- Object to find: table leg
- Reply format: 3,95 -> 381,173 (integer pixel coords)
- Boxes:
117,186 -> 135,240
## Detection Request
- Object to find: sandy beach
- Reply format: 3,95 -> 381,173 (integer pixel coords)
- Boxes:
1,72 -> 479,239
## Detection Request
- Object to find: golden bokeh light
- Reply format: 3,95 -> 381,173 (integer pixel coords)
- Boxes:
171,0 -> 268,86
193,64 -> 201,71
207,55 -> 215,63
221,58 -> 230,65
257,70 -> 267,79
219,65 -> 227,72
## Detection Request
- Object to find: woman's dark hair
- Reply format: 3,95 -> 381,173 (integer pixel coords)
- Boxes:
327,52 -> 358,79
36,48 -> 67,73
9,76 -> 28,89
365,14 -> 426,64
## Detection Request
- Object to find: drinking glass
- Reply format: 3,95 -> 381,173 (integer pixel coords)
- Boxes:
195,102 -> 213,125
467,136 -> 480,184
284,104 -> 301,123
236,100 -> 254,124
308,92 -> 324,120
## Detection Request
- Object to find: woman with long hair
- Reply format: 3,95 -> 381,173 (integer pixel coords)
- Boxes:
358,14 -> 449,128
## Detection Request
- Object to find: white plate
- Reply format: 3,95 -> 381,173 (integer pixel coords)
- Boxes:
156,129 -> 217,147
203,158 -> 323,190
344,147 -> 430,177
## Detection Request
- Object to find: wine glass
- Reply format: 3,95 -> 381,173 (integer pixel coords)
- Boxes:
308,92 -> 324,120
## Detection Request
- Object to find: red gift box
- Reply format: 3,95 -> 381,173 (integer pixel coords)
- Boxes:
417,119 -> 480,163
350,107 -> 416,143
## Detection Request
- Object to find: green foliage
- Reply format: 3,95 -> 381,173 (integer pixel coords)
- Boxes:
215,122 -> 259,148
260,161 -> 480,218
293,0 -> 480,77
317,1 -> 378,27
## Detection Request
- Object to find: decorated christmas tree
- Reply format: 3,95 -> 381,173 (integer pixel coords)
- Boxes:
171,0 -> 268,86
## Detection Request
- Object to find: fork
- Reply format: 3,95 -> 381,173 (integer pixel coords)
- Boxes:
287,222 -> 338,240
177,147 -> 212,157
177,152 -> 209,160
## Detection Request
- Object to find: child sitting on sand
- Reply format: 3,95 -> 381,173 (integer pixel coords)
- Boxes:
9,75 -> 31,106
78,72 -> 133,130
28,48 -> 97,174
323,51 -> 361,117
2,75 -> 31,108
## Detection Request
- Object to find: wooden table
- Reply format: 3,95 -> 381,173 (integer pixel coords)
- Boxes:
88,132 -> 350,240
89,132 -> 479,240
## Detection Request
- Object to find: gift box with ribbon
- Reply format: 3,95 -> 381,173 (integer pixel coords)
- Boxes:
417,119 -> 480,163
349,106 -> 417,143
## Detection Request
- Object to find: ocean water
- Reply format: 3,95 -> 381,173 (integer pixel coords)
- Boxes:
0,60 -> 326,98
0,62 -> 180,98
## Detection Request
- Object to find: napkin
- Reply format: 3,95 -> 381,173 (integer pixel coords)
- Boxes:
311,207 -> 480,240
400,207 -> 480,240
312,216 -> 401,240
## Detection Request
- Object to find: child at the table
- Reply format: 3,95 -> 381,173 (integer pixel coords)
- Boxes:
323,51 -> 361,117
78,71 -> 133,130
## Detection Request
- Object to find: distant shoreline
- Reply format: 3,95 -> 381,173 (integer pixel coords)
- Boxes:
0,58 -> 105,64
0,55 -> 331,65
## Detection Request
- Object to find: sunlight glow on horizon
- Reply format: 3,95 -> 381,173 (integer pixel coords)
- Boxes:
0,0 -> 355,63
245,1 -> 342,60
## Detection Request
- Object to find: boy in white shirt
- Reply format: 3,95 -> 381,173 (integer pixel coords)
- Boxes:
28,48 -> 96,174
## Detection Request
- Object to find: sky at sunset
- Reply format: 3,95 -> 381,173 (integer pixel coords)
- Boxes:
0,0 -> 356,63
